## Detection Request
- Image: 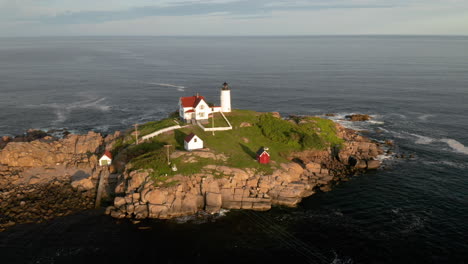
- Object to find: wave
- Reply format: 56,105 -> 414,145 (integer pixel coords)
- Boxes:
32,97 -> 112,124
368,120 -> 385,125
390,208 -> 427,234
418,114 -> 434,121
422,160 -> 467,169
148,82 -> 185,92
393,131 -> 468,156
440,138 -> 468,155
330,251 -> 354,264
409,133 -> 436,145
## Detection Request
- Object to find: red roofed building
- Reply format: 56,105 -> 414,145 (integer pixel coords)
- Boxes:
256,147 -> 270,164
184,133 -> 203,151
99,150 -> 112,166
178,82 -> 232,122
179,94 -> 221,122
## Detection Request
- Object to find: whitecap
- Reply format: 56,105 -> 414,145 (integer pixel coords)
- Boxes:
217,208 -> 230,217
440,138 -> 468,155
330,251 -> 354,264
148,82 -> 186,92
43,97 -> 111,124
376,154 -> 394,161
422,160 -> 467,169
368,120 -> 385,125
377,127 -> 389,133
418,114 -> 434,121
410,133 -> 436,145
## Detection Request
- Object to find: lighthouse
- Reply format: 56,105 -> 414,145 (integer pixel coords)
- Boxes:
220,82 -> 231,113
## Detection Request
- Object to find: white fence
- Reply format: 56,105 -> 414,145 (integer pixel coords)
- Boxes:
141,125 -> 182,141
197,112 -> 233,132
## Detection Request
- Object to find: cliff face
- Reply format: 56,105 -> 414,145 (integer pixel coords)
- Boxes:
0,131 -> 103,168
107,123 -> 383,220
0,131 -> 120,231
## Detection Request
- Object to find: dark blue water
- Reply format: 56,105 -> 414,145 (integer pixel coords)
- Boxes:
0,36 -> 467,263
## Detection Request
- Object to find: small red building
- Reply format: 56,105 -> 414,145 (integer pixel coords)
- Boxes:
256,147 -> 270,164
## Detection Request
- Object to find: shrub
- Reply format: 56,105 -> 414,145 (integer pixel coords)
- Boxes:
301,133 -> 325,150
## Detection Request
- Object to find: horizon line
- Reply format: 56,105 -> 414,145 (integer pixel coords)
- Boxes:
1,34 -> 468,38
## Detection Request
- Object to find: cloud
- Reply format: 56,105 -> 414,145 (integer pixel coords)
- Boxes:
0,0 -> 467,36
2,0 -> 398,25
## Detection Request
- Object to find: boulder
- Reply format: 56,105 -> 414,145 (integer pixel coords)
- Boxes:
367,160 -> 381,170
114,197 -> 126,208
205,192 -> 222,213
127,171 -> 148,191
354,159 -> 367,169
71,177 -> 95,191
145,189 -> 167,205
345,114 -> 371,121
134,204 -> 149,219
271,112 -> 281,119
149,204 -> 167,218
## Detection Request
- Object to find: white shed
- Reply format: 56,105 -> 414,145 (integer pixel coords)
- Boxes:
184,133 -> 203,151
99,151 -> 112,166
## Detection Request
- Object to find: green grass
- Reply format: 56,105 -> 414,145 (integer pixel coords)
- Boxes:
300,117 -> 344,147
123,109 -> 343,179
137,118 -> 178,137
206,112 -> 230,127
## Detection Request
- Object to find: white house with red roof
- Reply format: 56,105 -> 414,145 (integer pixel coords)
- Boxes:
178,94 -> 219,122
184,133 -> 203,151
99,150 -> 112,166
178,82 -> 231,122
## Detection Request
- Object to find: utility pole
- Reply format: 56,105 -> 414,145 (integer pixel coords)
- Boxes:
133,124 -> 139,144
164,144 -> 172,165
212,113 -> 215,136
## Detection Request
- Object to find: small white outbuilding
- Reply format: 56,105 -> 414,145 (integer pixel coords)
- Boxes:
184,133 -> 203,151
99,151 -> 112,166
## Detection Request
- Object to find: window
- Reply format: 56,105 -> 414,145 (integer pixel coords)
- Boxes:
200,105 -> 204,110
194,138 -> 197,143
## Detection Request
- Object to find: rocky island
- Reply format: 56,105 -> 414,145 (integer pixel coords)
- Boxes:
0,109 -> 384,230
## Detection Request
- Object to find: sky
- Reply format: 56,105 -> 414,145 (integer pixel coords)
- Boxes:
0,0 -> 467,36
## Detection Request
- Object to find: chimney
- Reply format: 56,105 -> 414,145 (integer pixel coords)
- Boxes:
196,93 -> 199,98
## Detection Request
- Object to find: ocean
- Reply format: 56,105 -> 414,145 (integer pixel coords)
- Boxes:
0,36 -> 467,263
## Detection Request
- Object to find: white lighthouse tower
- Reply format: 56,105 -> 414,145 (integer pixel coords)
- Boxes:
220,82 -> 231,113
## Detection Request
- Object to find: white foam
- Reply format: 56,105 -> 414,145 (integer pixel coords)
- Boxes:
148,82 -> 185,92
217,208 -> 230,217
440,138 -> 468,155
44,97 -> 111,124
377,127 -> 389,133
368,120 -> 385,125
410,133 -> 436,145
377,154 -> 394,161
422,160 -> 467,169
418,114 -> 434,121
323,112 -> 384,131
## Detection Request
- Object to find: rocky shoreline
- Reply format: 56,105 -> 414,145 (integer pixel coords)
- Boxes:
0,131 -> 118,231
105,122 -> 383,220
0,116 -> 384,231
